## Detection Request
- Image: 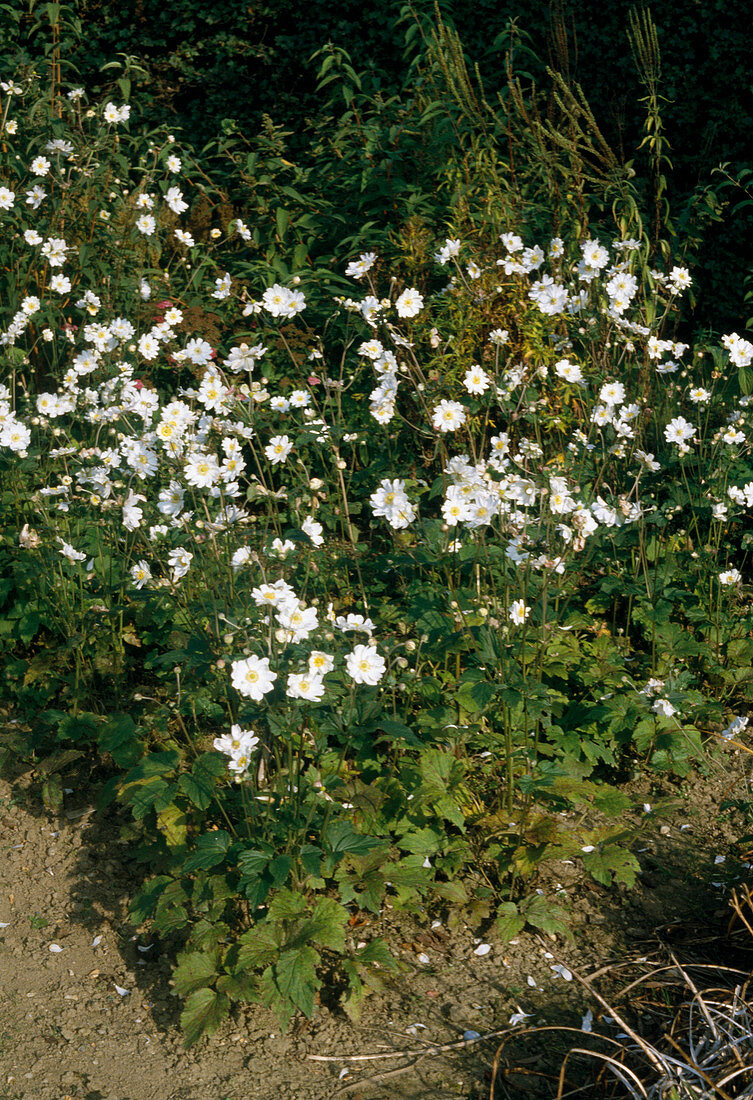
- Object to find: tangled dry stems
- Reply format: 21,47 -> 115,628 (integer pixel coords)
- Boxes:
490,912 -> 753,1100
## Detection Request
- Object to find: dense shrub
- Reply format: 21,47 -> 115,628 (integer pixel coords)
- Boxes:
1,10 -> 752,1045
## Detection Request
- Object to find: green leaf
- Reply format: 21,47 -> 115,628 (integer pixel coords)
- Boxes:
582,846 -> 639,888
183,830 -> 232,873
494,902 -> 525,942
41,773 -> 63,811
269,854 -> 293,887
521,894 -> 569,936
275,206 -> 289,240
275,945 -> 320,1018
128,777 -> 169,820
267,888 -> 307,922
377,717 -> 421,745
237,925 -> 280,969
216,969 -> 258,1001
323,820 -> 381,861
399,828 -> 442,856
157,804 -> 188,849
99,715 -> 141,767
173,951 -> 219,996
36,748 -> 84,777
122,751 -> 180,782
178,770 -> 214,810
129,876 -> 171,923
238,846 -> 273,878
357,939 -> 398,969
300,844 -> 323,878
308,897 -> 348,952
433,879 -> 468,904
181,987 -> 230,1048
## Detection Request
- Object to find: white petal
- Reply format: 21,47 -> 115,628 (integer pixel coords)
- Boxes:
473,943 -> 491,957
114,983 -> 130,996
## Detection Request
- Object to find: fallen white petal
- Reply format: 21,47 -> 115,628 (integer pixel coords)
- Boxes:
526,976 -> 537,987
338,1069 -> 349,1080
582,1009 -> 593,1032
49,944 -> 63,953
92,935 -> 103,947
463,1030 -> 481,1041
114,983 -> 130,996
136,944 -> 154,952
550,964 -> 573,981
473,943 -> 491,956
0,922 -> 10,929
714,855 -> 725,865
509,1007 -> 532,1026
417,952 -> 431,965
430,919 -> 442,929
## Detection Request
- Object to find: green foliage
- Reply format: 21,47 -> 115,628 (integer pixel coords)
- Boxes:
1,6 -> 752,1049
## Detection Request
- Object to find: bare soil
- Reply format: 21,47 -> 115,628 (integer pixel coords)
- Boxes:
1,716 -> 751,1100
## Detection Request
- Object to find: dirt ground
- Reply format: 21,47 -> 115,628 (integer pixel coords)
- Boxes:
1,716 -> 751,1100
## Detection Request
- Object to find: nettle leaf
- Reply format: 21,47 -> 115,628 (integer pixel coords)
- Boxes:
128,777 -> 169,820
591,785 -> 632,815
323,820 -> 382,861
173,950 -> 220,996
433,879 -> 468,904
41,773 -> 64,812
216,969 -> 258,1002
238,845 -> 274,878
455,678 -> 494,714
122,750 -> 180,784
154,880 -> 190,933
178,772 -> 213,811
99,714 -> 141,767
237,925 -> 280,969
495,902 -> 526,942
583,846 -> 639,888
193,751 -> 227,782
183,830 -> 232,873
181,987 -> 230,1048
129,876 -> 171,923
308,897 -> 348,952
357,939 -> 398,969
267,888 -> 307,922
269,854 -> 293,887
300,844 -> 323,879
398,827 -> 443,856
521,894 -> 569,936
157,804 -> 188,849
377,717 -> 421,745
275,945 -> 321,1018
